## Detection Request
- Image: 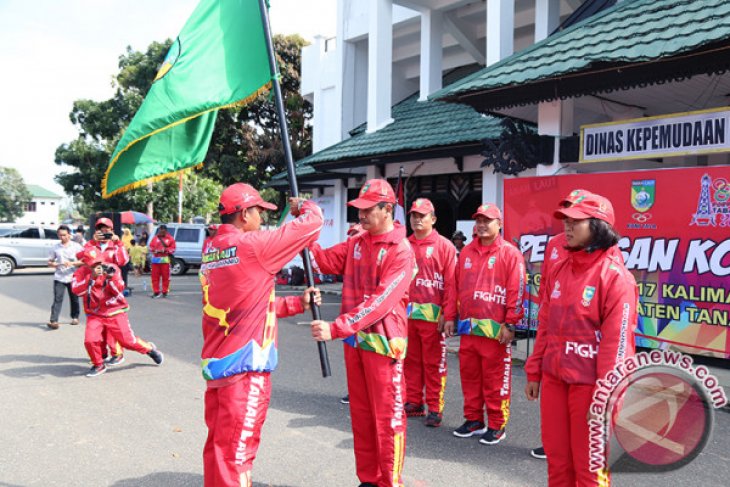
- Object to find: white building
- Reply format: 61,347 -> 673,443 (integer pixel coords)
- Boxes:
294,0 -> 586,241
16,184 -> 63,226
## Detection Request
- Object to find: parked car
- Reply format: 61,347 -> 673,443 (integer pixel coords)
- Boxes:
0,224 -> 60,276
147,223 -> 207,276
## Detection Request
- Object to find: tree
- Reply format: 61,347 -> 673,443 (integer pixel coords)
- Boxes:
54,34 -> 312,222
0,167 -> 32,222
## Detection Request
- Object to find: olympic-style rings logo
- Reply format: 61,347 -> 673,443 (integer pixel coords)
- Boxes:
632,212 -> 653,223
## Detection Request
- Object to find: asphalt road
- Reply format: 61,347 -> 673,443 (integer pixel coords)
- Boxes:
1,271 -> 729,486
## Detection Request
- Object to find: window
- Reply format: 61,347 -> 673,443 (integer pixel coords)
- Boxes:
41,201 -> 46,205
25,202 -> 37,212
175,228 -> 200,243
51,202 -> 55,206
6,228 -> 41,239
44,229 -> 59,240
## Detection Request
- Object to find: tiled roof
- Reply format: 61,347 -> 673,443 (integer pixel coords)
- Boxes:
298,94 -> 505,166
26,184 -> 63,199
433,0 -> 730,100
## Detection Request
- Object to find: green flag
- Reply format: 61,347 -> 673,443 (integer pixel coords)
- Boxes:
103,0 -> 271,198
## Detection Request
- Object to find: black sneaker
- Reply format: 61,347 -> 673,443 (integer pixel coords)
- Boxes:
453,420 -> 487,438
530,446 -> 547,459
479,428 -> 506,445
162,292 -> 169,298
358,483 -> 377,487
147,343 -> 164,365
340,394 -> 349,404
404,402 -> 426,417
424,411 -> 442,428
106,355 -> 125,366
86,364 -> 107,377
151,293 -> 162,299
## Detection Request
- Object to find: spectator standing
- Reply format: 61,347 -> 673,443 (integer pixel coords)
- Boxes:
148,225 -> 176,298
47,225 -> 83,329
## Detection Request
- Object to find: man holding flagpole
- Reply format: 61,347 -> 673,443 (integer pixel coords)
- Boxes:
201,184 -> 323,487
309,179 -> 416,487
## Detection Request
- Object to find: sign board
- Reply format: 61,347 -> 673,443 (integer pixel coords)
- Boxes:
504,166 -> 730,358
580,107 -> 730,163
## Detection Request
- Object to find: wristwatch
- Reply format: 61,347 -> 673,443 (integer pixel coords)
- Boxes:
504,324 -> 515,332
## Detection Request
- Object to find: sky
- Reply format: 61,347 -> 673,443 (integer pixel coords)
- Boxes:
0,0 -> 336,198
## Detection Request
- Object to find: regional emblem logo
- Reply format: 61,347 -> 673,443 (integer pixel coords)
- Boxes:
426,246 -> 434,259
488,256 -> 496,269
631,180 -> 655,213
154,38 -> 181,82
464,257 -> 472,269
551,281 -> 561,299
582,286 -> 596,307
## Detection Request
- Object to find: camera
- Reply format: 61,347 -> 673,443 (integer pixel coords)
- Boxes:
102,233 -> 114,240
101,264 -> 116,275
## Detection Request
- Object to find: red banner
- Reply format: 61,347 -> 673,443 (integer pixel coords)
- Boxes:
504,166 -> 730,358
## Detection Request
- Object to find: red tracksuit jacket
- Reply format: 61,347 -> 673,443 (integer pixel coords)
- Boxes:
200,201 -> 323,384
149,234 -> 176,264
310,222 -> 416,360
407,230 -> 457,322
71,264 -> 128,317
84,240 -> 129,267
455,235 -> 525,338
525,246 -> 638,385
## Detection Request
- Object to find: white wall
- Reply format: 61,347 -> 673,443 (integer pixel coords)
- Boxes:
16,197 -> 61,226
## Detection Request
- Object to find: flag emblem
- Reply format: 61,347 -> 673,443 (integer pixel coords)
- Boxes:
154,38 -> 181,82
582,286 -> 596,307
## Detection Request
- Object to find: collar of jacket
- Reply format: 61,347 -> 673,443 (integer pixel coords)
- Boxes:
216,224 -> 244,236
567,246 -> 608,272
466,234 -> 504,256
361,221 -> 407,245
408,229 -> 440,246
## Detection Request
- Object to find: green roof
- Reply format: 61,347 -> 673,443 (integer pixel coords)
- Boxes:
296,93 -> 505,167
26,184 -> 63,199
434,0 -> 730,101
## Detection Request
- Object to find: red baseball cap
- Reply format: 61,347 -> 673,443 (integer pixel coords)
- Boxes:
218,183 -> 277,215
472,203 -> 502,220
559,189 -> 594,208
554,192 -> 615,225
347,179 -> 396,209
409,198 -> 435,215
76,248 -> 104,267
95,217 -> 113,229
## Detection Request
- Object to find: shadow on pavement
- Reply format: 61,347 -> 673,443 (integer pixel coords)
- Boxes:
0,353 -> 88,365
111,472 -> 203,486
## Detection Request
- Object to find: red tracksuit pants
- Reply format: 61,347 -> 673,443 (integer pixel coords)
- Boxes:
151,263 -> 170,294
404,319 -> 447,413
458,335 -> 511,430
345,345 -> 407,487
541,373 -> 611,487
204,372 -> 271,487
84,314 -> 152,367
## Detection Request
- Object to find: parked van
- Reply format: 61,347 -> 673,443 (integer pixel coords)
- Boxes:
148,223 -> 208,275
0,224 -> 60,276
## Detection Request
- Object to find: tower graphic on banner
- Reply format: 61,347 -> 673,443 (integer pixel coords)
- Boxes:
691,174 -> 715,227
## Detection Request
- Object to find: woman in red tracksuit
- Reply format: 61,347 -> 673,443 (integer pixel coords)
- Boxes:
72,248 -> 163,377
525,192 -> 638,487
148,225 -> 176,298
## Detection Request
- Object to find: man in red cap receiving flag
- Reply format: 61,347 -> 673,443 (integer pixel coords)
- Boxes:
451,202 -> 525,446
309,178 -> 416,487
403,198 -> 456,428
201,183 -> 323,487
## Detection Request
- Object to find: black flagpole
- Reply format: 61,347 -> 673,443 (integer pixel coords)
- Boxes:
258,0 -> 331,377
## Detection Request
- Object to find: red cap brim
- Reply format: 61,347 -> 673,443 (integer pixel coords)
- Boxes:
347,198 -> 379,209
554,207 -> 592,220
259,201 -> 277,211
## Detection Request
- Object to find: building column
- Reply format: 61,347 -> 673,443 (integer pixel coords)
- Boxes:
333,179 -> 347,241
367,0 -> 394,133
537,99 -> 575,175
419,9 -> 443,101
482,168 -> 504,207
534,0 -> 560,42
486,0 -> 514,66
